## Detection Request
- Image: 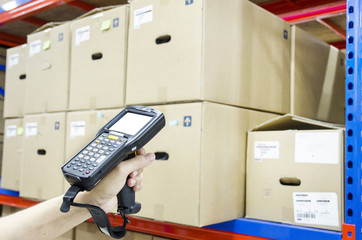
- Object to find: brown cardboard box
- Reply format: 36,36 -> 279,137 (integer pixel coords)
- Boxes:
136,102 -> 278,226
3,44 -> 27,118
1,205 -> 21,217
25,22 -> 70,114
245,114 -> 344,231
69,6 -> 128,111
64,109 -> 121,192
291,26 -> 345,124
0,47 -> 6,66
20,112 -> 66,200
126,0 -> 291,114
75,222 -> 152,240
1,119 -> 23,191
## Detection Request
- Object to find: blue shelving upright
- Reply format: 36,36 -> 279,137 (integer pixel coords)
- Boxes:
345,0 -> 361,239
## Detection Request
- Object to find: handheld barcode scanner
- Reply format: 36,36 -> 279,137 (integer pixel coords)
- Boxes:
60,106 -> 165,239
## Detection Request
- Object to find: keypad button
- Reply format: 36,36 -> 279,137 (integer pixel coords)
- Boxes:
77,163 -> 82,166
113,145 -> 118,148
94,154 -> 100,158
103,146 -> 109,150
105,139 -> 110,142
89,152 -> 94,156
109,148 -> 114,151
91,143 -> 97,147
97,145 -> 103,149
110,140 -> 115,143
67,164 -> 71,168
86,161 -> 91,165
99,150 -> 105,154
89,167 -> 94,170
90,158 -> 96,162
95,140 -> 100,143
92,163 -> 98,167
87,147 -> 93,151
73,167 -> 78,170
74,157 -> 80,161
80,159 -> 85,163
84,156 -> 90,160
99,137 -> 104,141
79,169 -> 84,172
86,170 -> 90,174
93,148 -> 99,152
82,150 -> 89,154
107,143 -> 112,146
105,152 -> 110,155
71,161 -> 76,165
78,154 -> 84,158
83,164 -> 88,168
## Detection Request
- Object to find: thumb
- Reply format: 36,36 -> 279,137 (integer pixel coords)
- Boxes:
120,152 -> 155,175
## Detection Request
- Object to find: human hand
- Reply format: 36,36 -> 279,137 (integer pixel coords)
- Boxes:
78,148 -> 155,212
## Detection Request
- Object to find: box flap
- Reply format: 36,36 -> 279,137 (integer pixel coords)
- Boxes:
251,114 -> 344,131
31,22 -> 67,34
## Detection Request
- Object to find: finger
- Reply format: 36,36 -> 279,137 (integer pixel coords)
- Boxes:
129,170 -> 138,178
120,152 -> 155,175
137,148 -> 146,155
133,184 -> 142,192
127,173 -> 143,187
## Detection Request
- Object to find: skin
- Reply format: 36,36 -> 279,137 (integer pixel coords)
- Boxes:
0,148 -> 155,240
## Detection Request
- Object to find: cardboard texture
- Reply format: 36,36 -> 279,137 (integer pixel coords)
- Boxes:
75,222 -> 152,240
3,44 -> 27,118
136,102 -> 278,226
1,119 -> 23,191
20,113 -> 66,200
246,114 -> 344,231
126,0 -> 291,114
64,109 -> 121,192
291,26 -> 345,124
69,5 -> 128,111
25,22 -> 70,114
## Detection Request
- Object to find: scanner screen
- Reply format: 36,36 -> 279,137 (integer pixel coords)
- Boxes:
110,112 -> 152,135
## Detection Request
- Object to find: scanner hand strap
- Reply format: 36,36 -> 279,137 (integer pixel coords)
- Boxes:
60,185 -> 128,239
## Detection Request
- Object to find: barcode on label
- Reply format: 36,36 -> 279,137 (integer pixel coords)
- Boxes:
297,213 -> 316,219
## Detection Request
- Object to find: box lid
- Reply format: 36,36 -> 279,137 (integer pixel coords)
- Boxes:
251,114 -> 344,131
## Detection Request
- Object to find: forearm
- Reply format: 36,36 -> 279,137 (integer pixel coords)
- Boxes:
0,193 -> 92,240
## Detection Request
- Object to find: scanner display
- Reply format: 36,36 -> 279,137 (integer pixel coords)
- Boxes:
109,112 -> 152,135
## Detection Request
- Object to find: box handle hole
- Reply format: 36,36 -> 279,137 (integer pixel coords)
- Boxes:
37,149 -> 46,155
155,152 -> 169,160
19,74 -> 26,80
279,177 -> 301,186
92,52 -> 103,60
155,35 -> 171,45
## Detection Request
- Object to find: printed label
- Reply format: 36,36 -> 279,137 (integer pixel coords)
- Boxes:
70,121 -> 86,139
8,53 -> 19,68
29,40 -> 41,57
25,122 -> 38,138
254,141 -> 279,162
6,125 -> 17,138
295,132 -> 340,164
75,26 -> 90,46
134,5 -> 153,29
293,192 -> 339,227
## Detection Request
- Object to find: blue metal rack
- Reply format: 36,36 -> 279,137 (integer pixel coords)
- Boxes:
345,0 -> 360,239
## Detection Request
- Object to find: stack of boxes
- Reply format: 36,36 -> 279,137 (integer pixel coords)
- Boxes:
0,0 -> 346,235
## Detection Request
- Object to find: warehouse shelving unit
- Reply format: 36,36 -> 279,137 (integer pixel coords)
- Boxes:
0,0 -> 354,239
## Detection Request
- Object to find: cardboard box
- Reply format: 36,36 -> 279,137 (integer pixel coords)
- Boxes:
291,26 -> 345,124
136,102 -> 278,226
20,112 -> 66,200
64,109 -> 121,191
1,205 -> 21,217
69,6 -> 128,111
25,22 -> 70,114
126,0 -> 291,113
75,222 -> 152,240
1,119 -> 23,191
245,114 -> 344,231
3,44 -> 27,118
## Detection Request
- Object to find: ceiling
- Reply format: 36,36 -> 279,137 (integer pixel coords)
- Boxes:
0,0 -> 346,49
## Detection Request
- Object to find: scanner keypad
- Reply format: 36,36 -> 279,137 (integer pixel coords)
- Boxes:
67,133 -> 126,175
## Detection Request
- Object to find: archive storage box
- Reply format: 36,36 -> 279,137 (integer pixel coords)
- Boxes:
21,112 -> 66,200
246,114 -> 344,231
25,22 -> 70,114
69,6 -> 128,111
64,109 -> 121,191
126,0 -> 291,113
3,44 -> 27,118
136,102 -> 278,226
291,26 -> 345,124
1,119 -> 24,191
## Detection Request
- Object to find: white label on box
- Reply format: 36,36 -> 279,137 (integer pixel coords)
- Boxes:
254,141 -> 279,162
6,125 -> 17,138
70,121 -> 86,139
134,5 -> 153,29
91,12 -> 103,19
75,26 -> 90,46
25,122 -> 38,138
293,192 -> 339,227
295,132 -> 340,164
29,40 -> 41,57
8,53 -> 19,68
